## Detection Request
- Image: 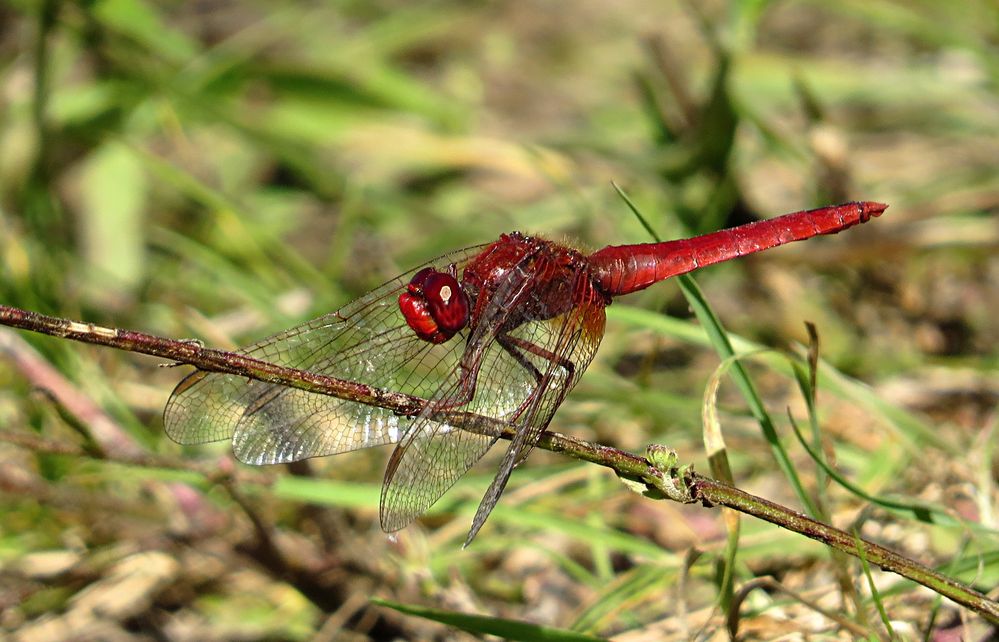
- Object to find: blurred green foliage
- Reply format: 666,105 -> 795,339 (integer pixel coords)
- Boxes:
0,0 -> 997,639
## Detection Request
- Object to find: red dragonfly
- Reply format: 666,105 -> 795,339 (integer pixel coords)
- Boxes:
164,201 -> 886,544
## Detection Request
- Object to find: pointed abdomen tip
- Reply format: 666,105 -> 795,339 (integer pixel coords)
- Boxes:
855,201 -> 888,222
863,201 -> 889,216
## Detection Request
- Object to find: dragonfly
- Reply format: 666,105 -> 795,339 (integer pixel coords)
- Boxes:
164,201 -> 886,545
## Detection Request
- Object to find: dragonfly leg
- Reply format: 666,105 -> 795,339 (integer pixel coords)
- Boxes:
497,333 -> 576,389
425,329 -> 577,425
421,338 -> 487,416
494,334 -> 544,383
495,332 -> 576,422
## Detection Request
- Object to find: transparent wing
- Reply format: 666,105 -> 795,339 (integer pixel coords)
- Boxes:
379,260 -> 607,537
163,243 -> 488,465
378,255 -> 537,531
464,275 -> 606,544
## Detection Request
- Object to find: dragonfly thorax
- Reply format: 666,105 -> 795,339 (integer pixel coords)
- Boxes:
398,266 -> 471,344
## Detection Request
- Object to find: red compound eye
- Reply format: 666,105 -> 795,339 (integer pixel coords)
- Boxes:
398,267 -> 470,343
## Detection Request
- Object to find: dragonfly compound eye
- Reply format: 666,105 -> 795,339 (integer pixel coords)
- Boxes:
398,268 -> 470,343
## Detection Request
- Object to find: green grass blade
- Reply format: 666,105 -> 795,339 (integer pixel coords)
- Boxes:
606,306 -> 944,451
787,412 -> 994,534
854,530 -> 897,640
373,598 -> 606,641
677,273 -> 819,517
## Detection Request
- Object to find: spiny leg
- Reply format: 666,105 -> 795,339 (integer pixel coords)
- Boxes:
496,332 -> 576,417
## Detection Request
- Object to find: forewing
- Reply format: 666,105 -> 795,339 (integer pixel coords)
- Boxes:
379,254 -> 544,532
163,243 -> 487,465
378,260 -> 607,537
464,275 -> 607,544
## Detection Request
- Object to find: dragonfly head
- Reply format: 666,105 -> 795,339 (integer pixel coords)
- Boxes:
399,267 -> 470,344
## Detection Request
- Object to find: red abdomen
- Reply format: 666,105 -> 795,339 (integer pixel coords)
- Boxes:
588,201 -> 886,297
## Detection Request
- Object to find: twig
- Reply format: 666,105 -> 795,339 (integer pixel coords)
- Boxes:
684,474 -> 999,624
1,304 -> 997,623
0,305 -> 425,415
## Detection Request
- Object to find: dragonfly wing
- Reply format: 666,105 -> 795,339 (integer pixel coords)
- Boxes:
464,276 -> 607,544
379,252 -> 545,532
377,402 -> 501,532
163,244 -> 487,464
379,260 -> 607,538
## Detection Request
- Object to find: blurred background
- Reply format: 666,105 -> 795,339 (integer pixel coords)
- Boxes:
0,1 -> 996,639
